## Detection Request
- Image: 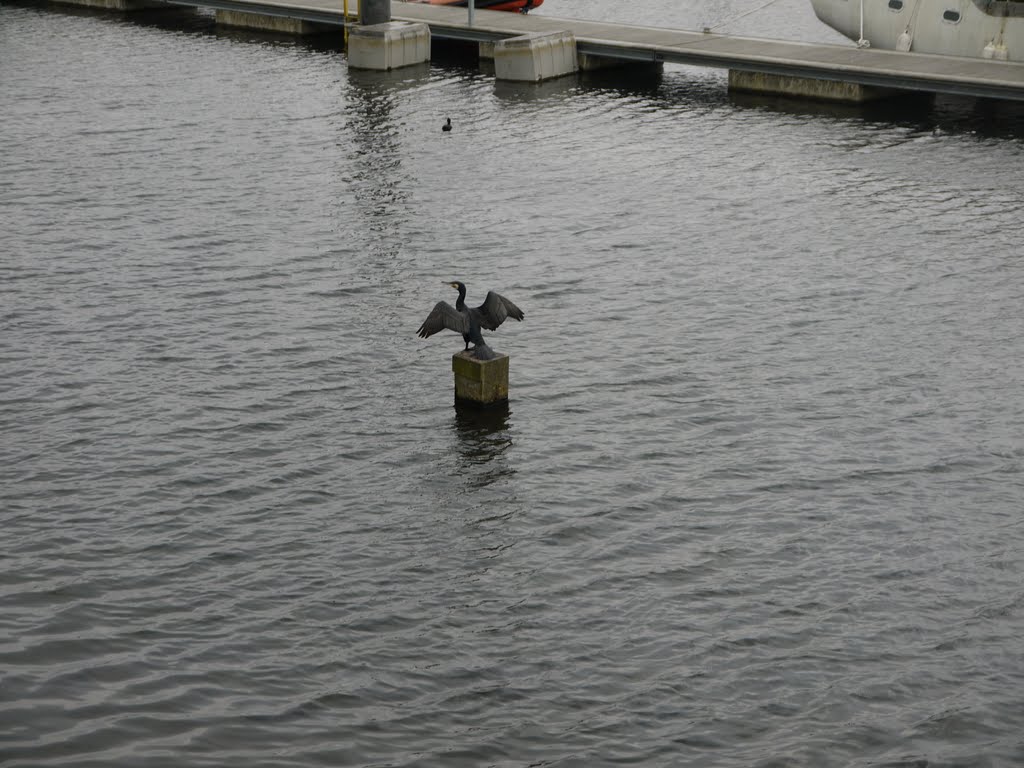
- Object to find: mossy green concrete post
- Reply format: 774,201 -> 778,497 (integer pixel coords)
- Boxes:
452,351 -> 509,408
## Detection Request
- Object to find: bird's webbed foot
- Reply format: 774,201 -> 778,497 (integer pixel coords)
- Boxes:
470,344 -> 497,361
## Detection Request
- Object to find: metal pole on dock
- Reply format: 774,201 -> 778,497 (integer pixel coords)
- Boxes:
360,0 -> 390,25
468,0 -> 475,27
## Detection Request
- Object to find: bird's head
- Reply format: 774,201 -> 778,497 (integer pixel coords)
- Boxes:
446,281 -> 465,292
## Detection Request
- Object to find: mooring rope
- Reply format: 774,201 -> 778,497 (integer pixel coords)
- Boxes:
704,0 -> 789,33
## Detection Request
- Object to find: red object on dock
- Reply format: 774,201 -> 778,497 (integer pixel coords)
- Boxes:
408,0 -> 542,12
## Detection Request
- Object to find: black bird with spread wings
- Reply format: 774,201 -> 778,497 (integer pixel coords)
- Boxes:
417,281 -> 524,360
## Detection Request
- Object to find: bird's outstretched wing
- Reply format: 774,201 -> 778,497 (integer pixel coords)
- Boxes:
417,301 -> 468,338
473,291 -> 525,331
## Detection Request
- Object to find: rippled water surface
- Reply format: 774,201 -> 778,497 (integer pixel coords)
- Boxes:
3,1 -> 1024,765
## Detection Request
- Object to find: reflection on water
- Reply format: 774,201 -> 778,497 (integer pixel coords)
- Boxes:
342,66 -> 425,281
576,62 -> 666,91
492,74 -> 582,104
730,87 -> 1024,139
452,401 -> 515,488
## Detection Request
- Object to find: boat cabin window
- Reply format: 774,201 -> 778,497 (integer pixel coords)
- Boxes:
942,8 -> 961,21
888,0 -> 903,9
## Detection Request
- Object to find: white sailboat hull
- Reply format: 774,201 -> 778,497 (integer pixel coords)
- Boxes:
810,0 -> 1024,61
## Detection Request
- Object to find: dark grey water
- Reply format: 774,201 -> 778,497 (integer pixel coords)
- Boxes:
3,1 -> 1024,765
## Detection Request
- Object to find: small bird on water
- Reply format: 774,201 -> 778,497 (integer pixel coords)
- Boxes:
417,281 -> 524,360
442,118 -> 452,132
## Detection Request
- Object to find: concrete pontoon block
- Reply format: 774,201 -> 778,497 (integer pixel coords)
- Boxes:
728,70 -> 900,103
577,52 -> 663,74
494,31 -> 578,82
50,0 -> 168,10
215,10 -> 332,35
452,351 -> 509,407
348,22 -> 431,71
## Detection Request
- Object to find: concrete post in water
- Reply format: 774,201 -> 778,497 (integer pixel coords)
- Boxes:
494,31 -> 578,82
452,351 -> 509,408
349,0 -> 429,71
360,0 -> 391,25
348,21 -> 431,70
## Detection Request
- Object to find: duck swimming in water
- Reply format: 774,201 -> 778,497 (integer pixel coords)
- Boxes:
442,118 -> 452,132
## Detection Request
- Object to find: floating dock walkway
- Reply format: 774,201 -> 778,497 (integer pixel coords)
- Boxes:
394,2 -> 1024,101
54,0 -> 1024,102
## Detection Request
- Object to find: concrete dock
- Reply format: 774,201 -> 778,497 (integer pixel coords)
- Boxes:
48,0 -> 1024,101
389,2 -> 1024,101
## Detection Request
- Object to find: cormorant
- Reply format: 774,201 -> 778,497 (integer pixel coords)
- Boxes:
417,281 -> 524,360
442,118 -> 452,132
